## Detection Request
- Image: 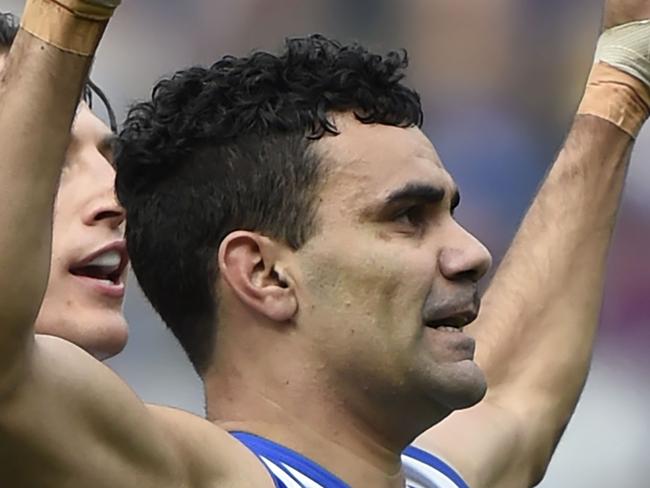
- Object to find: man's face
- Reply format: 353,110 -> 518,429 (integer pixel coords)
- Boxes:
35,104 -> 129,360
292,114 -> 492,419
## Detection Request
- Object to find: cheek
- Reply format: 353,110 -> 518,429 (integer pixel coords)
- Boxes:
51,183 -> 82,269
52,179 -> 74,226
46,208 -> 78,312
50,216 -> 70,273
298,233 -> 435,336
36,272 -> 76,335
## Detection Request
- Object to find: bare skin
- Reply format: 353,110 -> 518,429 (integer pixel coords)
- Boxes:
0,30 -> 95,387
37,107 -> 129,360
210,116 -> 491,487
0,51 -> 129,360
417,116 -> 633,488
0,1 -> 647,488
414,8 -> 650,488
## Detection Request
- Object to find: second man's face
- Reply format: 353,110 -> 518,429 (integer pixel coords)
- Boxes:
35,104 -> 129,360
291,114 -> 492,425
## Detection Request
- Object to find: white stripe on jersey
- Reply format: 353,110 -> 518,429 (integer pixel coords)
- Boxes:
284,464 -> 328,488
260,453 -> 462,488
261,456 -> 306,488
402,453 -> 461,488
260,448 -> 458,488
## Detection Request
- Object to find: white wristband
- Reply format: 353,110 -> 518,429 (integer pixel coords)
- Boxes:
595,20 -> 650,88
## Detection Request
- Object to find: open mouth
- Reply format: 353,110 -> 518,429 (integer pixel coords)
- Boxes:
69,243 -> 128,287
424,310 -> 478,333
426,325 -> 464,333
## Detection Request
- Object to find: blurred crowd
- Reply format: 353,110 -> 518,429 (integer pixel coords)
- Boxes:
2,0 -> 649,485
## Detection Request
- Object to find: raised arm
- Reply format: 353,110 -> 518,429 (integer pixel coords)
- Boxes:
0,3 -> 270,487
417,2 -> 650,487
0,3 -> 99,384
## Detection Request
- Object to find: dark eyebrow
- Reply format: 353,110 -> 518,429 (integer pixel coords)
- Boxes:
361,182 -> 460,220
387,182 -> 462,215
385,182 -> 446,206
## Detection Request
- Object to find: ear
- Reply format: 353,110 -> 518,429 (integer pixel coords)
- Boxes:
218,231 -> 297,323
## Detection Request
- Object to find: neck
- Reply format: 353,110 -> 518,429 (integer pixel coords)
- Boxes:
205,344 -> 412,487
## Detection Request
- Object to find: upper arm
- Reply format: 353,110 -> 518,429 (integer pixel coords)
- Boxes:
0,335 -> 273,488
415,392 -> 551,488
0,335 -> 183,487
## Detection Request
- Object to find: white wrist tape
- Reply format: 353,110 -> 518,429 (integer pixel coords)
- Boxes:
595,20 -> 650,88
577,21 -> 650,137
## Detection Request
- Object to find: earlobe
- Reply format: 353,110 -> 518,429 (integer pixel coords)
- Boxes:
219,231 -> 298,323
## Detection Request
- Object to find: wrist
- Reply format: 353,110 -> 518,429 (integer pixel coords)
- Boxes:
595,20 -> 650,87
19,0 -> 117,57
578,21 -> 650,138
578,62 -> 650,138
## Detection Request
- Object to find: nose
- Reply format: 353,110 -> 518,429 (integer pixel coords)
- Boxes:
83,192 -> 126,231
438,224 -> 492,283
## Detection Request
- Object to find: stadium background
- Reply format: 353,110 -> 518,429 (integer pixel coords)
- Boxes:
2,0 -> 649,485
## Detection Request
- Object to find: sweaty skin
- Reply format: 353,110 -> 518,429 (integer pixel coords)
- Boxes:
0,1 -> 648,488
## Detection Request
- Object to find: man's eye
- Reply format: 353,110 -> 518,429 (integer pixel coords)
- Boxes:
394,206 -> 427,227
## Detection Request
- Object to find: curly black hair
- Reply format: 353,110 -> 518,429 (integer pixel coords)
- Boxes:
116,34 -> 423,375
0,12 -> 18,50
0,12 -> 117,131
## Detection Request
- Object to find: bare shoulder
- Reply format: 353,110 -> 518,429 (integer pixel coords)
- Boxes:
0,335 -> 274,488
148,405 -> 276,488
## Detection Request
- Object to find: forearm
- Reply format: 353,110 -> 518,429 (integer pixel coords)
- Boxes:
414,123 -> 628,485
473,17 -> 650,421
0,30 -> 91,318
469,114 -> 632,466
0,8 -> 102,386
419,7 -> 650,488
475,116 -> 630,390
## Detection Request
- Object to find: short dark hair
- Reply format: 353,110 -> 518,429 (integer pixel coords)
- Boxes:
0,12 -> 19,50
0,11 -> 117,132
115,34 -> 423,375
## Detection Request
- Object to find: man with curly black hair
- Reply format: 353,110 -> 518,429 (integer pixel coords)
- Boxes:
3,0 -> 650,486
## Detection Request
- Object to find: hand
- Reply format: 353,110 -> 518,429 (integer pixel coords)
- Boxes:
603,0 -> 650,29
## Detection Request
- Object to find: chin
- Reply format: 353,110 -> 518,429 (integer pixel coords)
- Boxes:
420,359 -> 488,413
82,311 -> 129,360
442,359 -> 488,410
35,307 -> 129,361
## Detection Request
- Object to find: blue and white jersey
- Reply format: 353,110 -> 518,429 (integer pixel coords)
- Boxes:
232,431 -> 470,488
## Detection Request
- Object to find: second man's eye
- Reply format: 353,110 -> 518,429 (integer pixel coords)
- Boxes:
394,205 -> 427,227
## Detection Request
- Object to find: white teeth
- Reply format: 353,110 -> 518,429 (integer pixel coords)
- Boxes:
438,326 -> 461,333
86,250 -> 121,269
